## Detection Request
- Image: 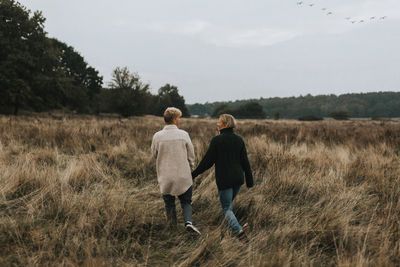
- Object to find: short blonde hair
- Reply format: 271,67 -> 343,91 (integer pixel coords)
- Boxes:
164,107 -> 182,124
219,114 -> 237,128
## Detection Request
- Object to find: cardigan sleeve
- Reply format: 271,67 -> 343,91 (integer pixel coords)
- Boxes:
240,141 -> 254,188
185,133 -> 196,171
192,137 -> 217,179
150,134 -> 158,159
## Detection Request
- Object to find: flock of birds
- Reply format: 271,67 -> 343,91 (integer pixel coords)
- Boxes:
296,1 -> 388,24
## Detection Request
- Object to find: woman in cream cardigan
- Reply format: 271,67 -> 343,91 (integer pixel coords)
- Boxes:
151,107 -> 201,235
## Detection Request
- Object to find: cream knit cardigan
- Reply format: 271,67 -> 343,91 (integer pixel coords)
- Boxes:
151,125 -> 195,196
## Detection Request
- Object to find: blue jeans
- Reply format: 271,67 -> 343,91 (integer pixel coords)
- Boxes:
163,186 -> 193,226
218,185 -> 242,233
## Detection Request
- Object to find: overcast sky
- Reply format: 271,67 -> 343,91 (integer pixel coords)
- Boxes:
19,0 -> 400,103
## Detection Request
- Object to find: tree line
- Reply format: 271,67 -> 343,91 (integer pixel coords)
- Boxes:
98,67 -> 189,117
3,1 -> 398,120
0,0 -> 189,117
211,102 -> 266,119
189,92 -> 400,119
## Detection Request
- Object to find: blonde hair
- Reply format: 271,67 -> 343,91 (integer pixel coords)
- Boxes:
164,107 -> 182,124
219,114 -> 237,128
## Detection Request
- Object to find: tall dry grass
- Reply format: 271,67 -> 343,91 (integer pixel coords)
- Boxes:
1,115 -> 400,266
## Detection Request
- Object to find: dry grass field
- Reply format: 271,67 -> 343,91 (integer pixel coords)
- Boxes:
1,114 -> 400,266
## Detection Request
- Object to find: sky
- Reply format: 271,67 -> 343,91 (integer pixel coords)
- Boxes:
19,0 -> 400,104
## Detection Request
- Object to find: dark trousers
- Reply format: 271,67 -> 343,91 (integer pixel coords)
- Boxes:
162,186 -> 193,226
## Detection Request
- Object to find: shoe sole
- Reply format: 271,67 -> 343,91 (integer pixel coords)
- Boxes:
186,225 -> 201,235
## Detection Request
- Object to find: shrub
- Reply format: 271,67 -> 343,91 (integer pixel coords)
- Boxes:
298,115 -> 323,121
330,110 -> 350,120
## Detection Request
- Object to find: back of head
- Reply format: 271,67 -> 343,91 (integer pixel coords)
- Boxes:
164,107 -> 182,124
219,114 -> 237,128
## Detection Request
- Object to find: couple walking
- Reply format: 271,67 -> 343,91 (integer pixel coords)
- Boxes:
151,107 -> 254,237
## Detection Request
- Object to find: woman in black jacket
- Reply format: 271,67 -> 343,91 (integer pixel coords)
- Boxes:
192,114 -> 253,236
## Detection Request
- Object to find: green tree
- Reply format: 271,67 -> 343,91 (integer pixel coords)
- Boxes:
0,0 -> 47,114
234,102 -> 266,119
211,104 -> 235,118
28,38 -> 66,112
108,67 -> 151,117
51,39 -> 103,112
155,84 -> 190,117
0,1 -> 103,114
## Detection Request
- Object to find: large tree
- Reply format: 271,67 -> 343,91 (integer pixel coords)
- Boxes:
107,67 -> 152,117
0,0 -> 48,114
51,39 -> 103,112
155,84 -> 190,117
0,1 -> 103,114
234,102 -> 266,119
211,104 -> 235,118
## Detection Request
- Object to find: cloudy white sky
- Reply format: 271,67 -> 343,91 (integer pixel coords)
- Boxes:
19,0 -> 400,103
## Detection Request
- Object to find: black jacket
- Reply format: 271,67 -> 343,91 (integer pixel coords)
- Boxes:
192,128 -> 254,190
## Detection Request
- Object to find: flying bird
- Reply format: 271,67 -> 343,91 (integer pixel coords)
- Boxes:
351,21 -> 357,24
321,8 -> 327,11
370,16 -> 375,20
359,20 -> 364,23
309,4 -> 314,7
345,17 -> 351,20
326,12 -> 333,15
380,16 -> 387,20
297,1 -> 303,5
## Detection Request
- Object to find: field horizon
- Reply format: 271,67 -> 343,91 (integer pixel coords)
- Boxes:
1,114 -> 400,266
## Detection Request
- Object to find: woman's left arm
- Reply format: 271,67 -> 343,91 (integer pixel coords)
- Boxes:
240,141 -> 254,188
191,138 -> 217,179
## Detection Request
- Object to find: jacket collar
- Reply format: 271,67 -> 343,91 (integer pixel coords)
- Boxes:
220,127 -> 234,134
163,124 -> 178,130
